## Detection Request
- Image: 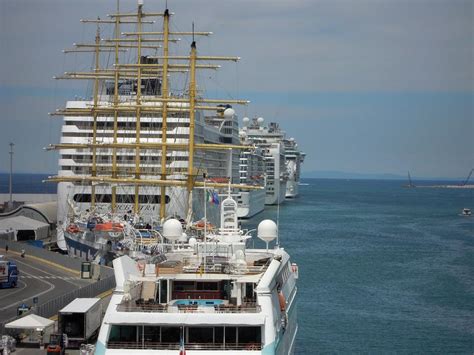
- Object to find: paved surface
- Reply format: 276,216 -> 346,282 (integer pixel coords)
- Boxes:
0,247 -> 93,325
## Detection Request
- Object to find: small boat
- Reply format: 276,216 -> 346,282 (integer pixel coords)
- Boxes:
460,208 -> 472,216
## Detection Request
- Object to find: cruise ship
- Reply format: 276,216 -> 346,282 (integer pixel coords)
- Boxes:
241,118 -> 288,205
47,1 -> 260,256
283,138 -> 306,198
236,127 -> 266,218
96,191 -> 298,354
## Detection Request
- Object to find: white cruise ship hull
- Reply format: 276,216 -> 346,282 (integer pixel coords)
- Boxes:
236,189 -> 265,218
285,180 -> 299,198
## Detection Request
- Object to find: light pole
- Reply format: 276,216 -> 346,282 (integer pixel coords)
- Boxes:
9,142 -> 14,209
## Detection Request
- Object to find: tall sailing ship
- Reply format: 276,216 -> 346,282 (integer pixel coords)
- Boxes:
47,0 -> 260,259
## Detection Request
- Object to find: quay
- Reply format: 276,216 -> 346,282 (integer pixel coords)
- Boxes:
0,240 -> 115,352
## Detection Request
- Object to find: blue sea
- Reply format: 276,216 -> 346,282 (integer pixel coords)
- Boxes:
243,179 -> 473,354
2,175 -> 473,352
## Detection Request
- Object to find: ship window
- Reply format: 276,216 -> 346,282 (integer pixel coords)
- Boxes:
161,326 -> 180,343
238,327 -> 261,344
72,194 -> 170,204
215,327 -> 224,343
143,326 -> 160,342
109,325 -> 138,342
188,327 -> 213,343
225,326 -> 237,344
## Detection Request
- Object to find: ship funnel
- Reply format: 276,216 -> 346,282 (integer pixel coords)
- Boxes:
162,219 -> 183,241
258,219 -> 277,250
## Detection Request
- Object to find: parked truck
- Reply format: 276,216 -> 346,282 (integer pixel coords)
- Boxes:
58,298 -> 102,349
0,257 -> 18,288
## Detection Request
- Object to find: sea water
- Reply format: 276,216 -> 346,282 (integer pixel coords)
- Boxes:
244,179 -> 473,353
2,175 -> 473,352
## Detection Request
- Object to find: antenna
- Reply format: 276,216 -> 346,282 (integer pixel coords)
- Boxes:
8,142 -> 14,210
276,194 -> 280,247
192,22 -> 195,43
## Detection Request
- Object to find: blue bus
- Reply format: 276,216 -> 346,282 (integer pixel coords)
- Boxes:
0,258 -> 19,288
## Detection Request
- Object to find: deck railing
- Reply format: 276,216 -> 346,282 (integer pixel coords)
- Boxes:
107,341 -> 262,351
116,301 -> 261,314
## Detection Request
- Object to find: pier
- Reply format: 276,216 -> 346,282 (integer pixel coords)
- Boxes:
0,240 -> 115,338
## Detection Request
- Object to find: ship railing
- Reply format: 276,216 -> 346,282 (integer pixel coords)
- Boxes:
107,341 -> 262,350
116,301 -> 261,314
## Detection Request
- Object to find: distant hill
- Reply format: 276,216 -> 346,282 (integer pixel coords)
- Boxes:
302,170 -> 464,181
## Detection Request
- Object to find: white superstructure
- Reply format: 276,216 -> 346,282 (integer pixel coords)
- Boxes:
242,119 -> 288,205
236,125 -> 266,218
56,100 -> 240,251
283,138 -> 305,198
95,194 -> 298,355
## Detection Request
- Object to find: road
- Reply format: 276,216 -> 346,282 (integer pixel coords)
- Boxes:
0,247 -> 93,325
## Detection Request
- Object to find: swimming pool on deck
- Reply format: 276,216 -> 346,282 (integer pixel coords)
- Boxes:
173,299 -> 224,306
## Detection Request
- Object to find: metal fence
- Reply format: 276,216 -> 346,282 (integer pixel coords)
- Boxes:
0,276 -> 115,335
36,275 -> 116,318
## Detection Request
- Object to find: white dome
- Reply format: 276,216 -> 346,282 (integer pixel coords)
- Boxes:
224,108 -> 235,118
239,130 -> 247,138
179,232 -> 188,242
188,237 -> 197,246
242,117 -> 250,126
258,219 -> 278,243
162,219 -> 183,241
257,117 -> 264,125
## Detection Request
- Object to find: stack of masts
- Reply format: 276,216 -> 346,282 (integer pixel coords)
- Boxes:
47,1 -> 261,222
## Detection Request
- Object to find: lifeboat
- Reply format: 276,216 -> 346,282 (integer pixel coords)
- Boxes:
194,220 -> 215,230
208,177 -> 229,183
94,222 -> 124,232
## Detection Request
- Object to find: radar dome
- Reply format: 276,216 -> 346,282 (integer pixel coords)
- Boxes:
162,219 -> 183,241
223,108 -> 235,118
188,237 -> 197,246
257,117 -> 264,125
258,219 -> 278,244
242,117 -> 250,126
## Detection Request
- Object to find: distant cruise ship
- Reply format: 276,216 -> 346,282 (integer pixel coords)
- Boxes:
283,138 -> 305,198
236,135 -> 266,218
241,118 -> 305,204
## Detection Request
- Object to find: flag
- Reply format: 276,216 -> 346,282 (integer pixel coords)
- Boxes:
212,191 -> 220,205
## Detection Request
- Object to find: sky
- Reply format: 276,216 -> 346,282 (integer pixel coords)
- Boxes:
0,0 -> 472,178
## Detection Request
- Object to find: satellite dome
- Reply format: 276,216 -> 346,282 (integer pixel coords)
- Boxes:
162,219 -> 183,241
179,232 -> 188,243
188,237 -> 197,246
224,108 -> 235,118
257,117 -> 264,125
242,117 -> 250,126
258,219 -> 278,244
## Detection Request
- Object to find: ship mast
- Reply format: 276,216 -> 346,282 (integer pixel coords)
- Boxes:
134,2 -> 143,214
91,22 -> 101,209
159,9 -> 170,221
186,37 -> 197,223
47,1 -> 262,224
111,0 -> 121,213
